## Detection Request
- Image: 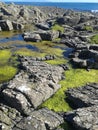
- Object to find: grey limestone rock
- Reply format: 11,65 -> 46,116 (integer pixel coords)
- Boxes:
65,106 -> 98,130
1,56 -> 64,115
65,83 -> 98,130
0,20 -> 13,31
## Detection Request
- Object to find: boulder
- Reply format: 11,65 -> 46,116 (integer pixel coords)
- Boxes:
0,20 -> 13,31
12,21 -> 24,30
0,103 -> 21,130
39,30 -> 59,41
1,56 -> 64,114
57,15 -> 80,26
65,105 -> 98,130
0,103 -> 63,130
36,22 -> 50,30
1,6 -> 12,15
23,32 -> 42,42
65,83 -> 98,130
13,108 -> 63,130
23,30 -> 59,41
19,8 -> 30,20
71,58 -> 87,68
65,83 -> 98,108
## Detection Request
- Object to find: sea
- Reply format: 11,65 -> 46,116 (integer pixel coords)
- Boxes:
5,2 -> 98,12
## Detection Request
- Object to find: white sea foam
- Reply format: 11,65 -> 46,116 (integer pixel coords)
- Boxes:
91,10 -> 98,13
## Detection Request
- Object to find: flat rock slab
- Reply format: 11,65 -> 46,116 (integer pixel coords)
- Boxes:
65,105 -> 98,130
65,83 -> 98,130
1,56 -> 64,114
0,104 -> 63,130
66,83 -> 98,108
13,108 -> 63,130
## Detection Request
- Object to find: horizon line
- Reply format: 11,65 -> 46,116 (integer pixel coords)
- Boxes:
4,1 -> 98,3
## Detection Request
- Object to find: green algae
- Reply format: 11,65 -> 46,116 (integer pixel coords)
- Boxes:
0,66 -> 17,83
83,25 -> 93,31
42,68 -> 98,112
0,50 -> 18,83
91,34 -> 98,44
51,24 -> 64,33
46,58 -> 67,65
15,48 -> 46,57
0,50 -> 11,65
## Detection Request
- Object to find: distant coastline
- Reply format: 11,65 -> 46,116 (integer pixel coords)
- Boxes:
5,2 -> 98,11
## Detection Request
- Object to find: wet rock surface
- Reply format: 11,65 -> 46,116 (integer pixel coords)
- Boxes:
65,83 -> 98,130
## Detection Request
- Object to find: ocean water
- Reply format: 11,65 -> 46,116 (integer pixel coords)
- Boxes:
6,2 -> 98,11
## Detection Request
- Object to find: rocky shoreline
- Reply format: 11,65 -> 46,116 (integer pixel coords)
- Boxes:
0,2 -> 98,130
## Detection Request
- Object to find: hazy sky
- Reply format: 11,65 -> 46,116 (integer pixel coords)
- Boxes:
2,0 -> 98,2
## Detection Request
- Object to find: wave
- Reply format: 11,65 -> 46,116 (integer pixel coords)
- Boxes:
91,10 -> 98,13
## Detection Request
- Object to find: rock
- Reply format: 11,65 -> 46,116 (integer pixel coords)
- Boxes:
13,108 -> 63,130
1,6 -> 12,16
0,26 -> 2,31
23,30 -> 59,41
57,15 -> 80,26
64,83 -> 98,130
90,44 -> 98,51
0,20 -> 13,31
38,30 -> 59,41
65,83 -> 98,108
1,56 -> 64,114
19,7 -> 30,20
23,32 -> 42,42
12,21 -> 24,30
68,43 -> 98,69
65,105 -> 98,130
0,103 -> 63,130
71,58 -> 87,68
59,64 -> 70,70
36,22 -> 50,30
0,103 -> 21,130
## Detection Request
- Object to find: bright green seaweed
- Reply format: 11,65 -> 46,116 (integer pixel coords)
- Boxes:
42,68 -> 98,112
91,34 -> 98,44
0,50 -> 17,83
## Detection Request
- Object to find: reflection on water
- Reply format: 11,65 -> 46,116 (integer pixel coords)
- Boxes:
53,45 -> 74,58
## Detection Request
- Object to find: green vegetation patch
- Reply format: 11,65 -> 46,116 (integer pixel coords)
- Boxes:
0,66 -> 17,83
51,24 -> 64,33
91,34 -> 98,44
46,58 -> 67,65
83,25 -> 93,31
0,50 -> 18,83
0,50 -> 11,65
15,48 -> 46,57
42,69 -> 98,112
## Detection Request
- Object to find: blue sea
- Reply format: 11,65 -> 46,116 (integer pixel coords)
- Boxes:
6,2 -> 98,12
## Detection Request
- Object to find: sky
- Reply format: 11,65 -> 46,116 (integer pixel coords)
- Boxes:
2,0 -> 98,2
